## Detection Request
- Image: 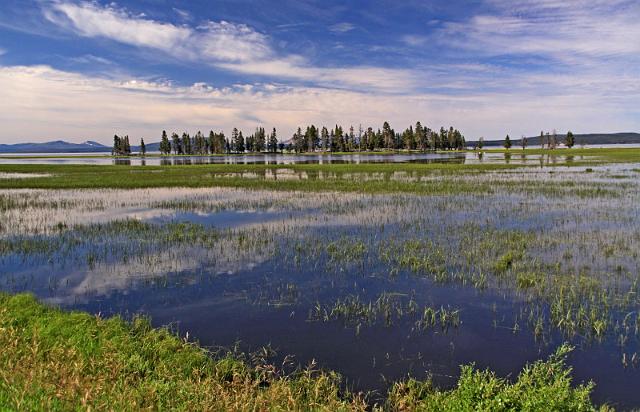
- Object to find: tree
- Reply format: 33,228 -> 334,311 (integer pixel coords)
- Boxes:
415,122 -> 428,151
566,131 -> 575,148
540,131 -> 545,149
521,135 -> 527,150
193,131 -> 205,154
254,127 -> 266,152
268,128 -> 278,153
402,127 -> 415,150
231,128 -> 244,153
122,135 -> 131,155
478,137 -> 484,150
237,131 -> 245,153
140,138 -> 146,156
348,126 -> 356,152
171,133 -> 182,155
181,132 -> 192,155
382,121 -> 394,149
504,134 -> 512,149
321,127 -> 329,151
550,129 -> 557,149
112,135 -> 120,156
160,130 -> 171,155
293,127 -> 304,153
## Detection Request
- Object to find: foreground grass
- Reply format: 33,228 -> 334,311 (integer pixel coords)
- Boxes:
0,293 -> 609,411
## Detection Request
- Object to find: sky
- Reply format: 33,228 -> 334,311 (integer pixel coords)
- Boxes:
0,0 -> 638,144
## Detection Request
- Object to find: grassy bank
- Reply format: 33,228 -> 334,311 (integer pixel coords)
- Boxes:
0,293 -> 609,411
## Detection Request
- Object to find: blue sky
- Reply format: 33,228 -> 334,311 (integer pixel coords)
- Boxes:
0,0 -> 638,143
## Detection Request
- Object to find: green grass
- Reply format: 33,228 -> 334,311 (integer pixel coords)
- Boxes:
0,163 -> 518,195
0,293 -> 609,411
387,344 -> 610,411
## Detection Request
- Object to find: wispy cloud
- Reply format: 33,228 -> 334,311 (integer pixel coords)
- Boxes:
328,22 -> 355,33
437,0 -> 640,62
172,7 -> 191,22
401,35 -> 428,47
43,1 -> 414,92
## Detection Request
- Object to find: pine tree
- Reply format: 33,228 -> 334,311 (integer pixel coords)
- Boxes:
140,138 -> 146,156
172,133 -> 182,155
504,134 -> 512,149
112,135 -> 120,156
120,135 -> 131,155
382,121 -> 394,149
566,131 -> 575,148
321,127 -> 329,151
237,131 -> 245,153
160,130 -> 171,155
208,131 -> 217,154
181,133 -> 191,155
402,127 -> 415,150
268,128 -> 278,153
255,127 -> 266,152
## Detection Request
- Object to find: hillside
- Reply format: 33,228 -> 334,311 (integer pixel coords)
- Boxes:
472,132 -> 640,147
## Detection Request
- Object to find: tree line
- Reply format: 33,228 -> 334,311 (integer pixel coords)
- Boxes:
500,130 -> 576,150
114,121 -> 466,156
289,122 -> 465,153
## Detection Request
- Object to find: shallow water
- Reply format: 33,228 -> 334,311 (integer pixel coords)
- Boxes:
0,150 -> 609,166
1,164 -> 640,408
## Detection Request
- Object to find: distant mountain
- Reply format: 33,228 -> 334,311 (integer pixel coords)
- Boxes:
0,140 -> 111,153
471,132 -> 640,147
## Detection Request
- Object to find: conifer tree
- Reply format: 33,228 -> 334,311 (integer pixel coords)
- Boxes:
172,133 -> 182,155
504,134 -> 512,149
268,128 -> 278,153
160,130 -> 171,155
566,131 -> 575,148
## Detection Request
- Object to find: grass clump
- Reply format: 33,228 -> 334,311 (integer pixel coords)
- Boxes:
0,293 -> 365,411
387,344 -> 611,411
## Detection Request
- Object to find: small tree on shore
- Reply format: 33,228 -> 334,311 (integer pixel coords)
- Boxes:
140,138 -> 146,156
566,131 -> 575,148
160,131 -> 171,155
504,135 -> 512,150
521,135 -> 527,150
268,128 -> 278,153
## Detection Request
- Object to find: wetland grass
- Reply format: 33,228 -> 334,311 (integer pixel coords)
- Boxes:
0,152 -> 638,408
0,293 -> 608,411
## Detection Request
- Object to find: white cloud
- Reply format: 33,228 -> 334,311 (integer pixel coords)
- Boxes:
438,0 -> 640,62
0,64 -> 637,144
329,22 -> 355,33
401,35 -> 428,47
43,1 -> 414,92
